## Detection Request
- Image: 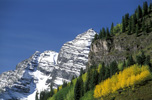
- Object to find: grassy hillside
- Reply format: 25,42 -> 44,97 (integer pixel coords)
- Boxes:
48,73 -> 87,100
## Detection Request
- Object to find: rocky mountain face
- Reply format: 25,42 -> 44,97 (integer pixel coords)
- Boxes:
0,51 -> 41,100
0,29 -> 96,100
56,29 -> 96,81
88,32 -> 152,66
0,51 -> 59,100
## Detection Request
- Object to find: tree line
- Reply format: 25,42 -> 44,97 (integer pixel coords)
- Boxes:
93,1 -> 152,43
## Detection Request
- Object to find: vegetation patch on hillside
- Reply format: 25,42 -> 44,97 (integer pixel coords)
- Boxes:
94,65 -> 152,99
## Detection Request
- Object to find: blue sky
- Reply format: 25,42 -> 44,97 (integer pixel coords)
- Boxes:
0,0 -> 148,74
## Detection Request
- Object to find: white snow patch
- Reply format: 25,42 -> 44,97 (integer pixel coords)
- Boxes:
26,70 -> 51,100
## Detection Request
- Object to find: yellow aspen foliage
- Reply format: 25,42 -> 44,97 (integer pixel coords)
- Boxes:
94,64 -> 152,98
54,89 -> 57,94
59,85 -> 62,90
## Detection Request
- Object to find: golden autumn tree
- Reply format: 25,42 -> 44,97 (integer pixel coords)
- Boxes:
94,64 -> 152,99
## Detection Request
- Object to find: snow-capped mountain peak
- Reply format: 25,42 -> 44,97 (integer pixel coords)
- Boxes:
0,29 -> 96,100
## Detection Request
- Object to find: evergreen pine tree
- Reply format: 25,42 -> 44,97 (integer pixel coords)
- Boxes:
122,60 -> 126,68
102,27 -> 106,38
128,18 -> 132,35
85,70 -> 91,92
106,27 -> 110,35
106,27 -> 110,39
57,86 -> 59,92
84,77 -> 89,93
50,84 -> 54,97
145,55 -> 152,71
80,67 -> 84,76
122,16 -> 125,32
85,69 -> 92,92
43,91 -> 50,100
40,91 -> 45,100
132,14 -> 136,33
135,8 -> 138,14
137,5 -> 142,19
99,30 -> 102,39
136,51 -> 146,65
145,55 -> 151,66
35,91 -> 39,100
141,51 -> 146,64
143,1 -> 148,16
71,75 -> 75,85
104,66 -> 110,79
94,34 -> 98,41
62,81 -> 67,88
74,77 -> 84,100
74,79 -> 81,100
149,3 -> 152,13
110,22 -> 114,36
136,55 -> 142,65
127,55 -> 135,66
79,77 -> 84,97
125,13 -> 129,30
90,70 -> 98,89
110,61 -> 118,77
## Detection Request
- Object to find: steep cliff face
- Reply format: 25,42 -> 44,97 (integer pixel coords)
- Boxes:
88,32 -> 152,66
58,29 -> 96,75
0,29 -> 96,100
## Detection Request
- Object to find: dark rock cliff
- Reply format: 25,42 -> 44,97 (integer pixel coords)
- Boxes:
88,32 -> 152,66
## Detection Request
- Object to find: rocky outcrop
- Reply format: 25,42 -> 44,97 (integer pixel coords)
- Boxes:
88,33 -> 152,66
